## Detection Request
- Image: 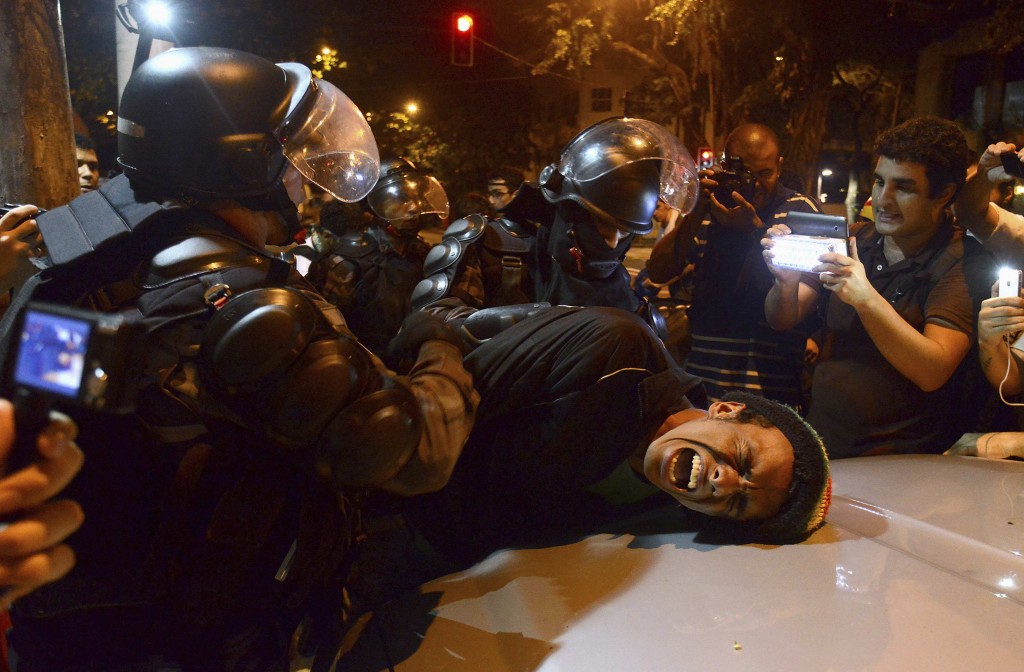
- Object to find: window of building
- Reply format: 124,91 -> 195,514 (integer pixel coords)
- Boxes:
591,87 -> 612,113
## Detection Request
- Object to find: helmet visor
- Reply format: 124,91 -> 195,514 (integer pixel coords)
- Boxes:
367,173 -> 450,221
279,76 -> 380,203
558,118 -> 699,216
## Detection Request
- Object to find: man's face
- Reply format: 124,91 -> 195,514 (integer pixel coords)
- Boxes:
643,401 -> 795,522
77,147 -> 100,193
731,147 -> 781,211
487,180 -> 514,211
871,156 -> 952,245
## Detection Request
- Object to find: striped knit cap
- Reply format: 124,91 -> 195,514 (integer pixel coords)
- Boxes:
720,392 -> 832,544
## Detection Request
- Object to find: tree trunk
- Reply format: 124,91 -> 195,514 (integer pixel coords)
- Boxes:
0,0 -> 77,208
785,57 -> 833,196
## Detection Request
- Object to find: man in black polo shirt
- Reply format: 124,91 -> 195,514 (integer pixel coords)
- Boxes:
763,116 -> 994,458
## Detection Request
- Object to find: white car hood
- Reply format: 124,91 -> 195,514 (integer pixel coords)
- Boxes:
337,455 -> 1024,671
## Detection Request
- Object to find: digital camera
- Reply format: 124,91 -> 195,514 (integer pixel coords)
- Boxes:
770,212 -> 850,273
0,203 -> 46,226
9,302 -> 144,414
712,156 -> 757,208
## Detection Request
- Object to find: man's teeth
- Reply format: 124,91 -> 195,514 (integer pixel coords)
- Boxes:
687,454 -> 701,490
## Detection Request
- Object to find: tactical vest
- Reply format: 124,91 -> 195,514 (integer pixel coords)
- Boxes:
7,177 -> 365,669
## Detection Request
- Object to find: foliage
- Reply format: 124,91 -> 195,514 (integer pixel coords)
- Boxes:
519,0 -> 934,189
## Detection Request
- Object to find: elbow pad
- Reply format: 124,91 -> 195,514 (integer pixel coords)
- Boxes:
411,214 -> 487,309
200,287 -> 422,489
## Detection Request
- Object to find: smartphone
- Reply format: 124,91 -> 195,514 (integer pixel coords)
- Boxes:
1001,152 -> 1024,179
770,212 -> 850,273
998,267 -> 1022,298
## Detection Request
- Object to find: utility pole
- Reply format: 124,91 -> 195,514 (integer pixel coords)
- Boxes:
0,0 -> 78,207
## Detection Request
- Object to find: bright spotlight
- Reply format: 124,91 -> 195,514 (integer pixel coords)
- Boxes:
142,0 -> 173,26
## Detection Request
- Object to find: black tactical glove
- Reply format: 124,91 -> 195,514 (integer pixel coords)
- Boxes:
385,311 -> 467,372
460,302 -> 551,346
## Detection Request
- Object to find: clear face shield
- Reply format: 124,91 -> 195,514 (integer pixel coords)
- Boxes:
367,173 -> 450,223
277,64 -> 380,203
558,118 -> 700,217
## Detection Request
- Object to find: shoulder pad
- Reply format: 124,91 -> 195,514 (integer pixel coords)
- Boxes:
335,228 -> 378,259
142,234 -> 268,288
483,219 -> 533,255
442,214 -> 487,243
411,274 -> 451,310
422,238 -> 462,276
493,217 -> 535,238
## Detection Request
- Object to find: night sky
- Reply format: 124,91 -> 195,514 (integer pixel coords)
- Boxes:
63,0 -> 537,117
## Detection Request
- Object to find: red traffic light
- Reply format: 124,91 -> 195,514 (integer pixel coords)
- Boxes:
451,12 -> 474,66
697,147 -> 714,169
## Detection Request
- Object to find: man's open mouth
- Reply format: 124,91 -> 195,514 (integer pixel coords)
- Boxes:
669,448 -> 702,492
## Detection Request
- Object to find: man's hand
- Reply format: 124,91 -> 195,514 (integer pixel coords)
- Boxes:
761,223 -> 804,286
0,400 -> 84,606
946,432 -> 1024,460
813,238 -> 874,307
385,311 -> 467,372
0,205 -> 43,293
978,294 -> 1024,350
700,170 -> 763,232
977,142 -> 1021,183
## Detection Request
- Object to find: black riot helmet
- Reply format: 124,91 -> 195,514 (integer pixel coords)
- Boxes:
538,117 -> 699,235
117,47 -> 380,207
366,156 -> 449,231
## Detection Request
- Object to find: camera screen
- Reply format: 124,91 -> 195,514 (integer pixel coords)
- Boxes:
771,235 -> 846,273
13,309 -> 92,399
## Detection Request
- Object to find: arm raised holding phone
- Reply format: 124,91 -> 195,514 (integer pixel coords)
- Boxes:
953,141 -> 1024,264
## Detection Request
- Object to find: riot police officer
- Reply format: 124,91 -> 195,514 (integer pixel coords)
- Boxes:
306,157 -> 449,355
8,47 -> 478,671
412,117 -> 699,338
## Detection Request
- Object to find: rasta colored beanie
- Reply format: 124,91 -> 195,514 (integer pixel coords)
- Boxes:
720,391 -> 832,544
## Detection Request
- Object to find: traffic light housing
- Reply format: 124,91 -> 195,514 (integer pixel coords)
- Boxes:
697,147 -> 715,170
451,12 -> 474,67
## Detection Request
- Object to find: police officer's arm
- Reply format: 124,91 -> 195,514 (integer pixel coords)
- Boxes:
381,338 -> 478,496
0,401 -> 84,606
815,245 -> 971,392
412,215 -> 487,316
647,206 -> 704,284
315,256 -> 359,309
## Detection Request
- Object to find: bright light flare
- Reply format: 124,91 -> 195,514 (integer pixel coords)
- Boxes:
405,102 -> 419,115
456,14 -> 473,32
142,0 -> 173,26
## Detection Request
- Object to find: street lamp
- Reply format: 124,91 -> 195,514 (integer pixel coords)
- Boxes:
405,102 -> 420,115
116,0 -> 191,72
817,168 -> 833,202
